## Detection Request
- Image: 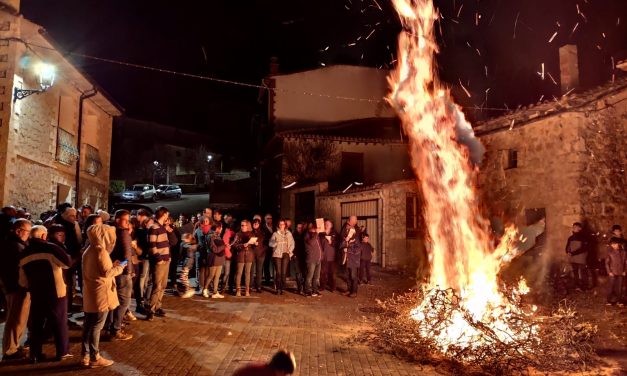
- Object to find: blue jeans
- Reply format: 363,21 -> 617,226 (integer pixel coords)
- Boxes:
107,274 -> 132,334
82,311 -> 107,361
607,275 -> 624,303
305,261 -> 321,295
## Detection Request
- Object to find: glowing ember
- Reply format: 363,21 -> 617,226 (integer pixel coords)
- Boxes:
388,0 -> 535,358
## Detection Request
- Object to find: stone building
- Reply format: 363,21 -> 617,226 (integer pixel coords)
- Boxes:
476,77 -> 627,261
0,1 -> 122,216
277,119 -> 421,270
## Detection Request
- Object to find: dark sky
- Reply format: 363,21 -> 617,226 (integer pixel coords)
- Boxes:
21,0 -> 627,145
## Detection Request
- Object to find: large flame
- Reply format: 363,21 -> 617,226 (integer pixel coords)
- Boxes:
388,0 -> 532,355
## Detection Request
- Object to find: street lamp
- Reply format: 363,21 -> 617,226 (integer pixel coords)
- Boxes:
152,161 -> 159,185
13,62 -> 56,103
207,154 -> 213,162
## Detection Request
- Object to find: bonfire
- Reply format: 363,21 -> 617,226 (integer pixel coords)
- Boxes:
361,0 -> 599,373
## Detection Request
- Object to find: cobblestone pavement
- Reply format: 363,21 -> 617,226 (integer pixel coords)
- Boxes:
0,270 -> 436,376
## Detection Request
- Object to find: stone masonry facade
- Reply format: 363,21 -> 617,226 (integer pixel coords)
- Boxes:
476,78 -> 627,260
0,7 -> 120,216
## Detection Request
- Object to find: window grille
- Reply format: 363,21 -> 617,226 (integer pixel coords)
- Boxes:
56,128 -> 79,165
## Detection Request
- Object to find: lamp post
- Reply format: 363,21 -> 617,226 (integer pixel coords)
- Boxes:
13,62 -> 56,103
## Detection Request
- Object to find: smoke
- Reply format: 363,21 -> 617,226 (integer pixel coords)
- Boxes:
450,102 -> 486,165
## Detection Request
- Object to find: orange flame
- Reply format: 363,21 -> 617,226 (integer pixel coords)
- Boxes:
388,0 -> 532,353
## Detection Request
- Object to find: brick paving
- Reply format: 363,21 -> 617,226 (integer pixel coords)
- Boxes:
0,270 -> 435,375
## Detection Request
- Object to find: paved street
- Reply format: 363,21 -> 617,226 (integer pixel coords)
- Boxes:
0,270 -> 434,376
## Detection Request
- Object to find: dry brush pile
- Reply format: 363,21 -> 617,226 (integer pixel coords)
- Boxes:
355,289 -> 600,375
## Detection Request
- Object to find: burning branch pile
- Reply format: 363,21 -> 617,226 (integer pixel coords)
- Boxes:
360,292 -> 598,375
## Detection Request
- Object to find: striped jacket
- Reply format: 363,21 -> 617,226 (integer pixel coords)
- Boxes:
148,222 -> 176,262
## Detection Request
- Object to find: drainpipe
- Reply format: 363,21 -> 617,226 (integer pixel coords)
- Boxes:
75,87 -> 98,207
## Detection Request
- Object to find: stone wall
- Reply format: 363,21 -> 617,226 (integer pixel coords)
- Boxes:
0,12 -> 116,216
476,83 -> 627,260
314,179 -> 422,270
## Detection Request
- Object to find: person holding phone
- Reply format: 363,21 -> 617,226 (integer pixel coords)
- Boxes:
104,210 -> 134,341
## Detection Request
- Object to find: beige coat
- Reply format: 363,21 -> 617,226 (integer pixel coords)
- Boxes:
82,224 -> 124,313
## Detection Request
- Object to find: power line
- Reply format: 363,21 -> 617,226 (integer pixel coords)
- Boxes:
3,36 -> 513,111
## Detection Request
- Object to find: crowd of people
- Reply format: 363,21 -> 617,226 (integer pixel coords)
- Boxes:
0,203 -> 375,369
565,222 -> 627,306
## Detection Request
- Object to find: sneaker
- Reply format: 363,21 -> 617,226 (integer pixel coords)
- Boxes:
29,355 -> 46,364
202,289 -> 209,298
155,309 -> 167,317
618,303 -> 625,307
112,331 -> 133,341
236,290 -> 241,297
181,290 -> 195,299
124,311 -> 137,321
311,292 -> 319,297
135,305 -> 146,315
90,356 -> 114,368
81,355 -> 90,367
56,353 -> 74,361
349,293 -> 357,298
606,302 -> 613,306
145,312 -> 154,321
211,293 -> 225,299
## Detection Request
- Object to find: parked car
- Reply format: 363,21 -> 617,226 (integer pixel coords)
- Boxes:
156,185 -> 182,199
121,184 -> 158,202
110,203 -> 154,216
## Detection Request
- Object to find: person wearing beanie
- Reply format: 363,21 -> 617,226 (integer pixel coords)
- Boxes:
233,350 -> 296,376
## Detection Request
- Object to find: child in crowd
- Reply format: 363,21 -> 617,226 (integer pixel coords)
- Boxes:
359,234 -> 374,285
178,233 -> 197,299
605,236 -> 626,306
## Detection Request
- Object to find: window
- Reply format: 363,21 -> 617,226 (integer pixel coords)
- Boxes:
84,144 -> 102,176
55,128 -> 79,165
505,149 -> 518,170
406,193 -> 422,239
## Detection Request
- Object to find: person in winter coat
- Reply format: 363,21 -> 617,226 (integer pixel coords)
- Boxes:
178,233 -> 197,299
341,217 -> 361,298
81,223 -> 125,368
1,219 -> 31,360
221,225 -> 236,294
19,225 -> 72,363
359,234 -> 374,284
605,237 -> 626,306
251,219 -> 267,293
269,219 -> 295,295
48,207 -> 82,312
565,222 -> 589,290
105,210 -> 134,341
304,223 -> 324,297
292,222 -> 307,295
195,216 -> 213,298
206,223 -> 227,298
133,210 -> 152,315
319,220 -> 339,292
233,220 -> 255,297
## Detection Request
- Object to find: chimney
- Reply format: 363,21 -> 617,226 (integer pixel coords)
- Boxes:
269,56 -> 279,76
559,44 -> 579,94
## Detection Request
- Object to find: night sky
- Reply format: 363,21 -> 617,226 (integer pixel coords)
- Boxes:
21,0 -> 627,149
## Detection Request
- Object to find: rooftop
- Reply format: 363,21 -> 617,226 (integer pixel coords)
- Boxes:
474,75 -> 627,136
